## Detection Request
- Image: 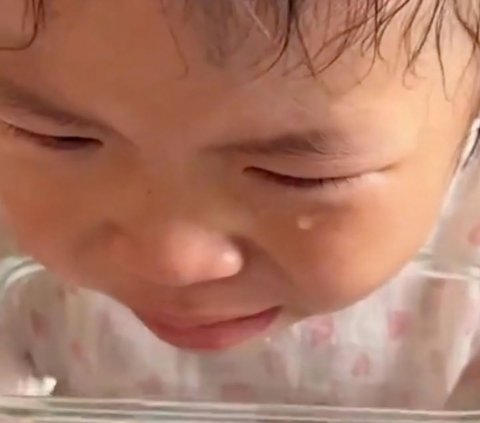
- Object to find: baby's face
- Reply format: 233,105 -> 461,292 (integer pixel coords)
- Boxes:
0,1 -> 477,349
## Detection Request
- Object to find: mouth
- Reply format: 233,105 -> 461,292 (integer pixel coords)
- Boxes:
136,307 -> 281,350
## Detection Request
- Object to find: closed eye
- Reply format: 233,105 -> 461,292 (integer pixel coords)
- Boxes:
5,123 -> 102,151
245,167 -> 355,189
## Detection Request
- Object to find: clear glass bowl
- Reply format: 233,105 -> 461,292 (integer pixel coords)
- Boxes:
2,397 -> 480,423
1,254 -> 480,422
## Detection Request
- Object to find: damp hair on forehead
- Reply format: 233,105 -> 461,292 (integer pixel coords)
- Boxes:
188,0 -> 480,79
1,2 -> 480,165
5,0 -> 480,77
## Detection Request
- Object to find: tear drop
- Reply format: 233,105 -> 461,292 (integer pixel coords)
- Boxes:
297,216 -> 314,230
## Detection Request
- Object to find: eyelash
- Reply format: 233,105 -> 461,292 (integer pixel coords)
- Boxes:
6,124 -> 101,151
245,167 -> 356,189
5,124 -> 357,190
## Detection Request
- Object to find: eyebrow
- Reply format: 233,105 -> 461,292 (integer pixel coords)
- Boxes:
216,130 -> 349,157
0,78 -> 346,157
0,78 -> 95,129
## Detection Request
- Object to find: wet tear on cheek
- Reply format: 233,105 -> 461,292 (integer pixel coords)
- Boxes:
0,0 -> 36,46
297,215 -> 315,231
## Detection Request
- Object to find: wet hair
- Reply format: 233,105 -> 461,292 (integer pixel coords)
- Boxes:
6,0 -> 479,75
2,1 -> 480,160
192,0 -> 480,78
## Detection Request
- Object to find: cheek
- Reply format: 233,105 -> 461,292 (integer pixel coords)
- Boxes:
0,151 -> 138,258
255,171 -> 449,313
0,179 -> 80,261
0,156 -> 98,265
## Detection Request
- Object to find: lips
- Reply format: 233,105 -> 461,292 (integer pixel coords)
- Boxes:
136,307 -> 281,350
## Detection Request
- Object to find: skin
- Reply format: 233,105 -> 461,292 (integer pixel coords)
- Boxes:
0,0 -> 477,349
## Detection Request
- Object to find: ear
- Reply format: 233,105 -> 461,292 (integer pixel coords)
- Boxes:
0,0 -> 38,48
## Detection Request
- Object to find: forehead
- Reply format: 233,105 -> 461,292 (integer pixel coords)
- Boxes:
0,0 -> 472,125
0,1 -> 409,103
0,0 -> 416,72
0,0 -> 476,167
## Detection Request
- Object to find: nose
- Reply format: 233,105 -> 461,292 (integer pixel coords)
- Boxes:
111,221 -> 243,287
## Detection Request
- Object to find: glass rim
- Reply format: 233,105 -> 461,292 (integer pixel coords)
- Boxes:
1,256 -> 480,421
1,397 -> 480,422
